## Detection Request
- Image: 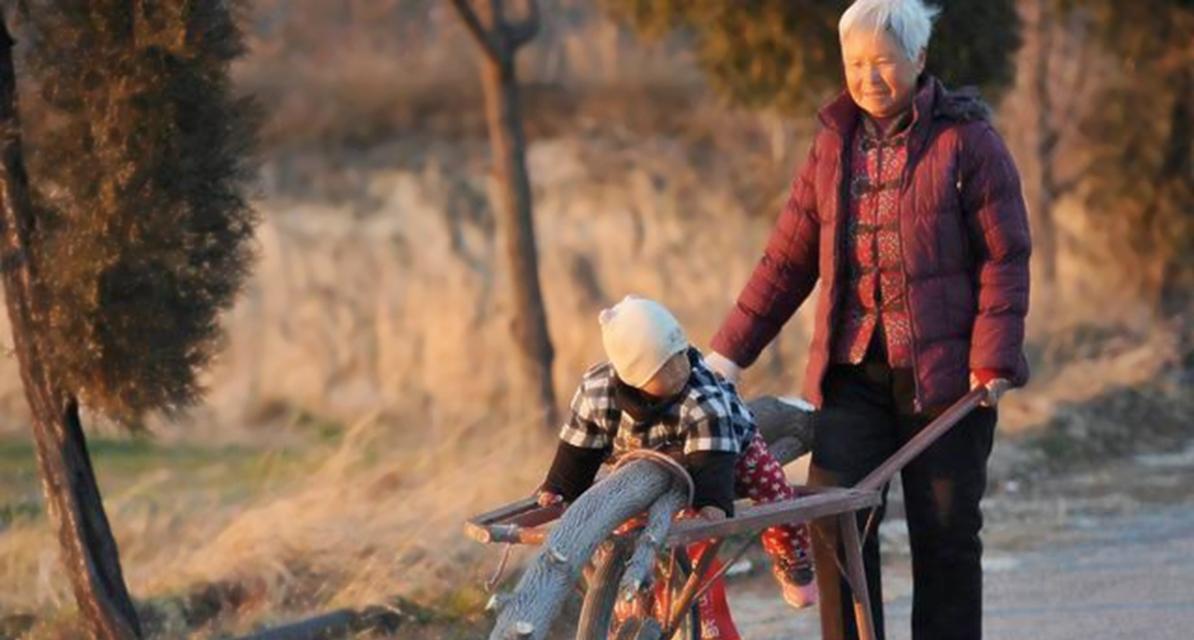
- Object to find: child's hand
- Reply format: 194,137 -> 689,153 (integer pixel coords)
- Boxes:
536,490 -> 565,508
697,505 -> 727,521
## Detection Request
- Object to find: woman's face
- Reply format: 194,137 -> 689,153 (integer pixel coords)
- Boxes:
841,28 -> 925,119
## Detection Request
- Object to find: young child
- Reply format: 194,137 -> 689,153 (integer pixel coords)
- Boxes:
537,295 -> 817,608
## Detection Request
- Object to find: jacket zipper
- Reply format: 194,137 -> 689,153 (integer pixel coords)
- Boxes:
897,129 -> 925,414
827,130 -> 851,399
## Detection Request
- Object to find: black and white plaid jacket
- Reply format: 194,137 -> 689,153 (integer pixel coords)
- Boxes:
558,347 -> 756,456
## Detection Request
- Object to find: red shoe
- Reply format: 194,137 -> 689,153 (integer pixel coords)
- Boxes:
772,559 -> 818,609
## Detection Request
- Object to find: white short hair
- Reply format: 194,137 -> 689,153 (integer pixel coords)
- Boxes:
839,0 -> 941,61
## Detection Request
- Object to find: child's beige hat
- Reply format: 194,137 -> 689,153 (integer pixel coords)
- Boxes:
599,295 -> 688,388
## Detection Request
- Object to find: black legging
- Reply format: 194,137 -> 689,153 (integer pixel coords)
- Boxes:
809,358 -> 997,640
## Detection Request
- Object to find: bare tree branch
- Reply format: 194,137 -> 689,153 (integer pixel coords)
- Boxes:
448,0 -> 501,62
507,0 -> 540,50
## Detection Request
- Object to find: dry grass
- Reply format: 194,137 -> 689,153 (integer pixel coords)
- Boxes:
0,410 -> 551,637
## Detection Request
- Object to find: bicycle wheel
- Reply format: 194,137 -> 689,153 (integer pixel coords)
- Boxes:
578,540 -> 702,640
577,537 -> 633,640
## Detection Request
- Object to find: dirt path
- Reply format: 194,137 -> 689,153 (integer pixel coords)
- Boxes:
726,441 -> 1194,639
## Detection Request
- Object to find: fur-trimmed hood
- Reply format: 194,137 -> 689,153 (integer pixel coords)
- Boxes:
934,82 -> 992,122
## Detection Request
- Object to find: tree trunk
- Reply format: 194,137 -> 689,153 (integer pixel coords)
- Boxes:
447,0 -> 559,431
1029,0 -> 1060,288
0,22 -> 141,640
1156,65 -> 1192,312
479,44 -> 558,430
1031,160 -> 1060,286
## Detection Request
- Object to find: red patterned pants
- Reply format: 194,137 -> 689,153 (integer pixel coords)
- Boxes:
734,432 -> 814,572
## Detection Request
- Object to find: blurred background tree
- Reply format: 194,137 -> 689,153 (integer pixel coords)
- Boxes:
1015,0 -> 1100,289
0,2 -> 258,637
599,0 -> 1022,114
450,0 -> 559,430
1056,0 -> 1193,312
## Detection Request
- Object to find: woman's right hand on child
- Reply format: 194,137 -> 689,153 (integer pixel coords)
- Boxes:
705,352 -> 743,384
536,490 -> 565,508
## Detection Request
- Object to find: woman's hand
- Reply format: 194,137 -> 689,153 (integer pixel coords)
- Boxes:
970,370 -> 1011,408
705,352 -> 743,384
697,505 -> 728,521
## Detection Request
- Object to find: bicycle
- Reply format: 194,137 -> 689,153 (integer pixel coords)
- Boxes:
467,386 -> 997,640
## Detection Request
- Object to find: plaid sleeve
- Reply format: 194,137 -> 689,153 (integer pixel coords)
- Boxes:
680,361 -> 757,455
680,393 -> 741,455
558,369 -> 614,449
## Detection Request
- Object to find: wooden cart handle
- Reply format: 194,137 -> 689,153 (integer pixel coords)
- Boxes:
463,496 -> 563,545
855,383 -> 1006,492
464,522 -> 549,545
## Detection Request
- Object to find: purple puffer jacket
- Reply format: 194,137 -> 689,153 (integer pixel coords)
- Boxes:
712,75 -> 1031,412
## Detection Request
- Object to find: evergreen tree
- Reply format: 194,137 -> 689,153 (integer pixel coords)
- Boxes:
0,2 -> 258,636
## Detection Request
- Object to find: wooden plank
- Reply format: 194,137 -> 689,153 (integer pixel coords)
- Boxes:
504,505 -> 564,528
463,521 -> 550,545
665,489 -> 880,546
840,513 -> 877,640
467,496 -> 540,526
467,498 -> 564,529
237,609 -> 358,640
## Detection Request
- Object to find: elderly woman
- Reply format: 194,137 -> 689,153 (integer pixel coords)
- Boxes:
706,0 -> 1030,638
